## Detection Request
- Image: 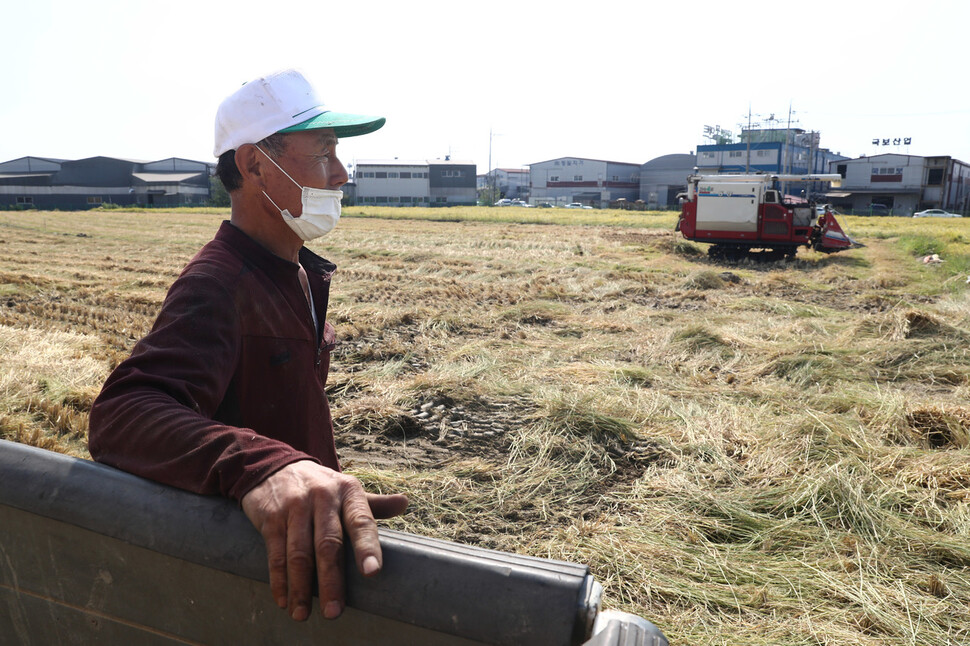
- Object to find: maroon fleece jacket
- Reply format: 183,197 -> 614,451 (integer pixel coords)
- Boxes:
89,221 -> 340,500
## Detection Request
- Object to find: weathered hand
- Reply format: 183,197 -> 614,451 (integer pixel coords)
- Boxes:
240,460 -> 408,621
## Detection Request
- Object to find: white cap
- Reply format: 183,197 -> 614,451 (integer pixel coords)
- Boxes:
213,69 -> 384,157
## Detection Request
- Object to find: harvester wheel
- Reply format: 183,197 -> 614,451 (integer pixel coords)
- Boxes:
708,244 -> 748,262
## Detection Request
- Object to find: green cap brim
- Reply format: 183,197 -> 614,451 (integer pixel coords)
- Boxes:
279,111 -> 385,138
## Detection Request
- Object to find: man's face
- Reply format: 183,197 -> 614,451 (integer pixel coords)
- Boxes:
264,128 -> 348,217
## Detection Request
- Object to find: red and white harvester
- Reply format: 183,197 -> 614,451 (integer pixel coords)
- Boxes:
676,173 -> 862,260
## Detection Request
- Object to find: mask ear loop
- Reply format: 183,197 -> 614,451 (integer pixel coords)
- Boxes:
254,145 -> 303,190
262,189 -> 286,214
255,145 -> 303,215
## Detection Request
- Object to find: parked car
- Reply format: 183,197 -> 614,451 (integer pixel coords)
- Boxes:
815,203 -> 838,215
914,208 -> 962,218
494,199 -> 513,206
536,202 -> 555,209
563,202 -> 593,210
510,200 -> 533,208
866,204 -> 891,216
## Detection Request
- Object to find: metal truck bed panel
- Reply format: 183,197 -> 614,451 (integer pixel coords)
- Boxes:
0,440 -> 667,645
0,504 -> 485,646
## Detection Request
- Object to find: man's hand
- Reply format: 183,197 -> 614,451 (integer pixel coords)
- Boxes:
240,460 -> 408,621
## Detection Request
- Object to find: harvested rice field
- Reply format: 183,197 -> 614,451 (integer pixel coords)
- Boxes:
2,206 -> 970,644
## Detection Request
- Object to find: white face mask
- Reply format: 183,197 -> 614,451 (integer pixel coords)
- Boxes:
256,145 -> 342,241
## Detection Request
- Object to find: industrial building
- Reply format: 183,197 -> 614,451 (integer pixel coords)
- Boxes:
825,153 -> 970,216
529,157 -> 640,207
696,128 -> 846,176
354,158 -> 477,206
478,168 -> 530,200
638,154 -> 696,209
0,156 -> 212,209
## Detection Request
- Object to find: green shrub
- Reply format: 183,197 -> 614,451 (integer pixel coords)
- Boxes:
898,234 -> 945,257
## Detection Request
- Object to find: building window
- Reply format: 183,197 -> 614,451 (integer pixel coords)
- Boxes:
702,152 -> 715,159
375,172 -> 388,179
400,172 -> 411,179
728,151 -> 742,158
87,196 -> 103,204
756,150 -> 769,158
360,171 -> 375,178
375,196 -> 388,203
388,172 -> 399,178
436,197 -> 447,203
927,168 -> 944,185
401,196 -> 412,203
574,175 -> 582,181
837,164 -> 847,178
550,175 -> 559,182
16,196 -> 33,205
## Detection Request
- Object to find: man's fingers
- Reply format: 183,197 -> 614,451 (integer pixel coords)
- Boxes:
242,462 -> 408,622
367,493 -> 409,519
241,493 -> 290,611
285,506 -> 314,621
336,483 -> 386,582
264,526 -> 289,610
313,499 -> 347,619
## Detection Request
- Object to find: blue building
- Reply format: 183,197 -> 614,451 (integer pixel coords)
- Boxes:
696,128 -> 847,176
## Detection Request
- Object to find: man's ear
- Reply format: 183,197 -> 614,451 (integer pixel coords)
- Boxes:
235,144 -> 265,189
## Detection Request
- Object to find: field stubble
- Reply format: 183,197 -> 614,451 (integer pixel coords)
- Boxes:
2,209 -> 970,644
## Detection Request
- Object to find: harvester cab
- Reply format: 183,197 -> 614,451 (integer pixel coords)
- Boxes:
677,173 -> 863,261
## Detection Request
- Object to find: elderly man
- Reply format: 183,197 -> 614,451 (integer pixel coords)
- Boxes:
89,69 -> 407,622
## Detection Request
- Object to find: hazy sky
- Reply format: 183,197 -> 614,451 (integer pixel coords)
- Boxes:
3,0 -> 968,174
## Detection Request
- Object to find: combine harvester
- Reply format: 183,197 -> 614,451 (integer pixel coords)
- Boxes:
0,440 -> 667,645
676,173 -> 862,261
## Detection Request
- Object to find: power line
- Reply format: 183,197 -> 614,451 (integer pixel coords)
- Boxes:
805,108 -> 970,118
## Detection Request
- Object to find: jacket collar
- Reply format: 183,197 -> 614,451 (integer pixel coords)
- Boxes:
216,221 -> 336,280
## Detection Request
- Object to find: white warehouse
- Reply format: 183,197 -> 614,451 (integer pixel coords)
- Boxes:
354,159 -> 477,207
529,157 -> 640,207
826,153 -> 970,216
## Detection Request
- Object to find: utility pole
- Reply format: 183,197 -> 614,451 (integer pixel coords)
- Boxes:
488,127 -> 493,206
743,105 -> 752,173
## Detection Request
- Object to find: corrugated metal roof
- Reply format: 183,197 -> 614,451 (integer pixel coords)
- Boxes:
827,188 -> 920,195
132,172 -> 204,183
529,156 -> 640,167
356,159 -> 476,166
0,173 -> 55,179
355,159 -> 428,166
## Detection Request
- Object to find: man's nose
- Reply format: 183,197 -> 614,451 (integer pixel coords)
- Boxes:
330,158 -> 349,189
